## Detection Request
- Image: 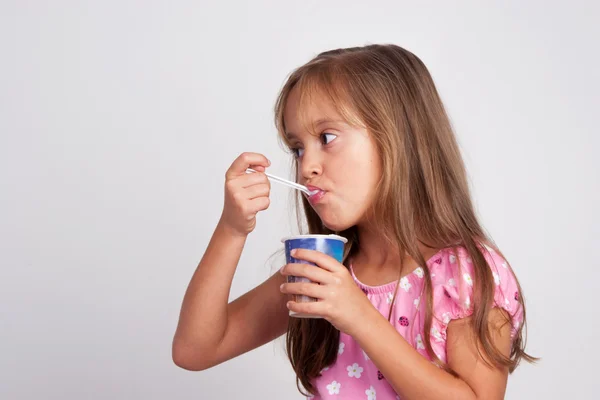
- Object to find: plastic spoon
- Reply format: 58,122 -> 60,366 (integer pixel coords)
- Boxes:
245,168 -> 317,196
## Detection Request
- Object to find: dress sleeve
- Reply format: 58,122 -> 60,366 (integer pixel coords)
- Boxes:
428,246 -> 524,362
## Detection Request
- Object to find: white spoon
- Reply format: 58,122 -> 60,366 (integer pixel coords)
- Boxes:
245,168 -> 317,196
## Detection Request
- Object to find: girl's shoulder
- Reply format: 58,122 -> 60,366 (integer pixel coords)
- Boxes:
428,244 -> 524,336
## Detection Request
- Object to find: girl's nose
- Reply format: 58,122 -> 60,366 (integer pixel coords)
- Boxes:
299,149 -> 322,181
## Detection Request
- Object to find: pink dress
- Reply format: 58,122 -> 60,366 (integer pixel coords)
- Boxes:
309,245 -> 523,400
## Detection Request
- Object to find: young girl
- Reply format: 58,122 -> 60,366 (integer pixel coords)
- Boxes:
172,44 -> 536,399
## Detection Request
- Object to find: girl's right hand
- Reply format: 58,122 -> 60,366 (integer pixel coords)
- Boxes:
220,152 -> 271,237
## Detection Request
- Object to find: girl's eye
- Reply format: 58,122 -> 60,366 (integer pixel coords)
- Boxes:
290,133 -> 336,158
321,133 -> 337,145
292,148 -> 304,157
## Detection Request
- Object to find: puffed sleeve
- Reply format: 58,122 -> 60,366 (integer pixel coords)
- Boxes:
428,246 -> 524,362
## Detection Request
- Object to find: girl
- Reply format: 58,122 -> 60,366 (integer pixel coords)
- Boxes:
172,44 -> 536,399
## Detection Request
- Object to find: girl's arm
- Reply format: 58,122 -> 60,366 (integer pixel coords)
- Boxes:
354,306 -> 511,400
172,220 -> 289,371
172,152 -> 289,371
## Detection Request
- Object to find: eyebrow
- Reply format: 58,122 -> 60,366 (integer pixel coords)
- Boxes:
285,118 -> 347,138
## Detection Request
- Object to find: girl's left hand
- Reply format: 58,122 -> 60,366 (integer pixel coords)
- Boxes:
279,248 -> 373,336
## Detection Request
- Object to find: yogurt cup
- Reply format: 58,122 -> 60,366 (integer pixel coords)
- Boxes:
281,234 -> 347,318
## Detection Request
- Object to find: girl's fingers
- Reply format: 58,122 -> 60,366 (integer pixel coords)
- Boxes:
245,184 -> 270,200
280,263 -> 337,285
226,152 -> 270,180
238,172 -> 270,189
286,299 -> 325,317
247,196 -> 270,213
289,249 -> 344,273
280,281 -> 327,299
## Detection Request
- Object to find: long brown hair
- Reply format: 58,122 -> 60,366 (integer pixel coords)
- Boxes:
273,44 -> 536,396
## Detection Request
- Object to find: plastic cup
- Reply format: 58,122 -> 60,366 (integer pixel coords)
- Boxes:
281,234 -> 348,318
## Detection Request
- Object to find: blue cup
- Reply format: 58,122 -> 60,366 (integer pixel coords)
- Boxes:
281,234 -> 348,318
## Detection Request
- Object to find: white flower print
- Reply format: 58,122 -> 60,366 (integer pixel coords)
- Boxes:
415,334 -> 425,350
465,296 -> 471,309
493,272 -> 501,286
431,327 -> 444,342
448,278 -> 456,287
414,297 -> 421,309
363,349 -> 370,361
366,385 -> 376,400
386,292 -> 394,304
515,320 -> 520,329
413,267 -> 424,278
442,312 -> 451,324
400,276 -> 412,292
338,342 -> 345,355
463,273 -> 473,286
505,297 -> 510,306
449,254 -> 457,264
326,380 -> 341,395
347,363 -> 364,378
321,366 -> 330,373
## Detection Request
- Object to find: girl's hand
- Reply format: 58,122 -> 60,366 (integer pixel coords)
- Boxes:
279,249 -> 373,336
220,152 -> 271,237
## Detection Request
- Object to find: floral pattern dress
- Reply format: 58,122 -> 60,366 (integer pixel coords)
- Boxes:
308,245 -> 523,400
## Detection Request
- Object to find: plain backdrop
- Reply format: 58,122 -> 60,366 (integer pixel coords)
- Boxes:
1,1 -> 598,399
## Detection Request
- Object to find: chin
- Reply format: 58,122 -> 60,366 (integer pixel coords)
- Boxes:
319,215 -> 356,233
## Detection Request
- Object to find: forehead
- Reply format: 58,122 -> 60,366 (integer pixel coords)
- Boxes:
283,76 -> 365,137
284,86 -> 338,134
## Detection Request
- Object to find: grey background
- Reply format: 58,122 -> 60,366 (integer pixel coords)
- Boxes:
1,1 -> 598,398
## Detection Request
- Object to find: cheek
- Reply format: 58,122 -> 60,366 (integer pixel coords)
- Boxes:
326,136 -> 381,214
335,151 -> 378,183
348,160 -> 381,216
345,157 -> 380,198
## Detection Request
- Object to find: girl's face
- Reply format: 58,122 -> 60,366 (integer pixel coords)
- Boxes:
283,87 -> 382,231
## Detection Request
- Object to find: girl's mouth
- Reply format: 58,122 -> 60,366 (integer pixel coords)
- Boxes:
306,185 -> 326,204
